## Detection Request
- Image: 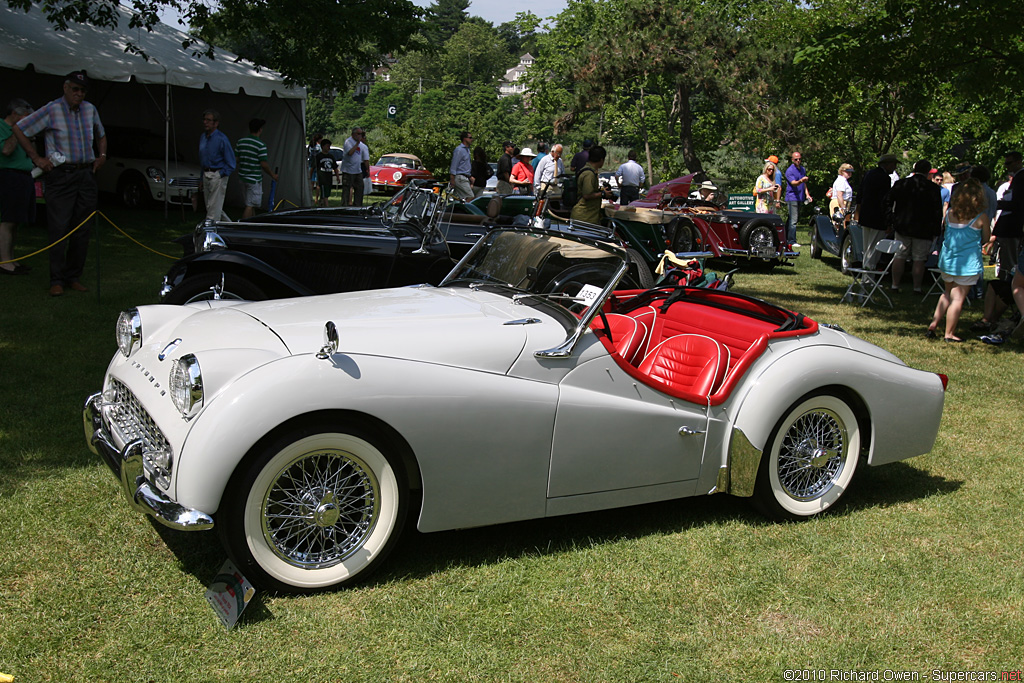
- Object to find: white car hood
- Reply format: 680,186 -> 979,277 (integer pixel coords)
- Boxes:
229,285 -> 564,375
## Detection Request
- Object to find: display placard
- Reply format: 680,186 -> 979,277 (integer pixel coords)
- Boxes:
205,559 -> 255,630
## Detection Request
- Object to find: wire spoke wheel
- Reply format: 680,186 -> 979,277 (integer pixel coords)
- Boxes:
261,448 -> 380,568
221,426 -> 407,592
754,393 -> 860,520
775,408 -> 847,501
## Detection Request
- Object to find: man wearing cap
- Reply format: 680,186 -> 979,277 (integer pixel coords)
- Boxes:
13,70 -> 107,297
949,163 -> 972,201
690,180 -> 718,204
570,139 -> 592,177
236,118 -> 278,220
495,140 -> 515,196
766,155 -> 783,202
448,131 -> 474,200
856,153 -> 899,269
199,109 -> 235,222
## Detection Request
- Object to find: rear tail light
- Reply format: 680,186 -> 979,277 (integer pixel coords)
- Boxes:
937,373 -> 949,390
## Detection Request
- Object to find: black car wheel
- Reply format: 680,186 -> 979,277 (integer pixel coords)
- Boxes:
218,421 -> 409,592
739,220 -> 779,255
163,272 -> 267,304
809,225 -> 822,259
667,217 -> 698,253
118,173 -> 150,209
840,235 -> 854,275
626,248 -> 655,289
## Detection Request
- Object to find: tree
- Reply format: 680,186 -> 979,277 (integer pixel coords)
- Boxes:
422,0 -> 469,49
7,0 -> 423,92
787,0 -> 1024,177
439,22 -> 510,87
562,0 -> 784,175
496,12 -> 541,60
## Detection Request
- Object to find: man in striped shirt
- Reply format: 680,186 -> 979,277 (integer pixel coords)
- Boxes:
236,118 -> 278,220
13,70 -> 106,297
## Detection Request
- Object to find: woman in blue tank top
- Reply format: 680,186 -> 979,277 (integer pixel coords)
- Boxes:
926,178 -> 991,342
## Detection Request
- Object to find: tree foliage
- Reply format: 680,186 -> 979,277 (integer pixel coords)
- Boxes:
788,0 -> 1024,184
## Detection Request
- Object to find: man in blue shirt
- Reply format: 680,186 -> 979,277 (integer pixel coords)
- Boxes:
449,131 -> 474,200
784,151 -> 812,246
200,109 -> 235,221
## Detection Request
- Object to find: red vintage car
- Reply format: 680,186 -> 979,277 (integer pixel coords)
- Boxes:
615,174 -> 797,268
369,153 -> 434,194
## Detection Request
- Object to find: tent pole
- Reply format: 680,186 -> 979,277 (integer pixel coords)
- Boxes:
164,81 -> 170,219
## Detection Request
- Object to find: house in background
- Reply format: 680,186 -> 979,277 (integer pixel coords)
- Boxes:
499,53 -> 534,98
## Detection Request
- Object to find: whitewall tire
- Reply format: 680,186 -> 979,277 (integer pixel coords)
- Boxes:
754,394 -> 861,520
220,424 -> 408,592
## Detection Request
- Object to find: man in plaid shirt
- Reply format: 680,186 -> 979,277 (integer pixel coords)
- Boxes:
14,70 -> 107,297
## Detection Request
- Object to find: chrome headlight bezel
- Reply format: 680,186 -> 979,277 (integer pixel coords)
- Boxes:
169,354 -> 204,419
193,221 -> 226,254
116,309 -> 142,357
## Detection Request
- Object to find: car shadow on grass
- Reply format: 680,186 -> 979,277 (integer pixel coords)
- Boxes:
386,462 -> 960,583
147,460 -> 958,609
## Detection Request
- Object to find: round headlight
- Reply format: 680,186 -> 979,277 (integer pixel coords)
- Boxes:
147,166 -> 166,182
116,309 -> 142,357
169,354 -> 203,419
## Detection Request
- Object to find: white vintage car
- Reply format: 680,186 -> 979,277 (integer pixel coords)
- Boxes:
84,227 -> 947,593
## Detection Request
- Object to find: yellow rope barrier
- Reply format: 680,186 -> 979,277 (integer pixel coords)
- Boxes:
0,211 -> 91,265
273,198 -> 301,211
96,211 -> 178,259
0,210 -> 178,265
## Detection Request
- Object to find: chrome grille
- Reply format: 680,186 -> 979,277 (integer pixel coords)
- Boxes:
168,176 -> 200,189
105,378 -> 170,454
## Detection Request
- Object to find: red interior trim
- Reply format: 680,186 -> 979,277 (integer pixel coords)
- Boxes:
592,289 -> 818,405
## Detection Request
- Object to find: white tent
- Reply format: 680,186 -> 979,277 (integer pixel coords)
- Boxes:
0,4 -> 310,211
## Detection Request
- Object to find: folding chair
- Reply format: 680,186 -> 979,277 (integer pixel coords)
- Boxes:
921,238 -> 944,301
841,238 -> 901,307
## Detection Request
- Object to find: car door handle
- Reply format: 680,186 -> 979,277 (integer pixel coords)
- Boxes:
678,426 -> 705,437
464,232 -> 484,238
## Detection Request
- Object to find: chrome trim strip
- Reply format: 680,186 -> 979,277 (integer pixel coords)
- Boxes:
83,393 -> 214,531
726,426 -> 762,497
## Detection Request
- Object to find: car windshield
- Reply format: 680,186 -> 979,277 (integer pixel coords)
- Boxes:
378,156 -> 416,169
384,185 -> 444,227
441,229 -> 626,317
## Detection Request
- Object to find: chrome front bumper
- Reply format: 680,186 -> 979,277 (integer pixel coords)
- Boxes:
719,247 -> 800,261
83,392 -> 214,531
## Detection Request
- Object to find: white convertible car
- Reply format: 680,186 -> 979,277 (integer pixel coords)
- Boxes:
84,227 -> 947,592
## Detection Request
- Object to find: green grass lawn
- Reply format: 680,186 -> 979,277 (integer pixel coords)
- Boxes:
1,204 -> 1022,682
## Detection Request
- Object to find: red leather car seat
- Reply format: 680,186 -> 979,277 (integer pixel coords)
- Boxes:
596,313 -> 648,363
637,334 -> 728,397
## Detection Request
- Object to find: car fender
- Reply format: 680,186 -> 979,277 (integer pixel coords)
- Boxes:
686,215 -> 726,257
726,343 -> 944,473
164,251 -> 315,299
173,352 -> 558,532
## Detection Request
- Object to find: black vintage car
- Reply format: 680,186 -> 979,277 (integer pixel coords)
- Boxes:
160,184 -> 534,304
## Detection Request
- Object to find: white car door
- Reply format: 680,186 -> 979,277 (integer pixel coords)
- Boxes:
547,356 -> 708,498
